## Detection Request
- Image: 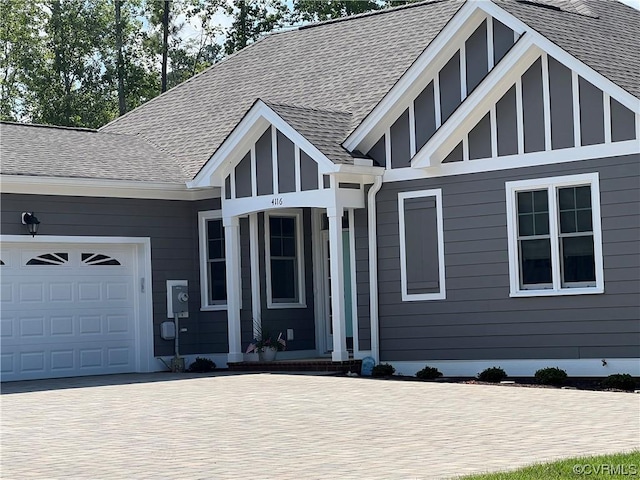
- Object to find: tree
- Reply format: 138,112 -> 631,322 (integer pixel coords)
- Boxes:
224,0 -> 288,55
292,0 -> 381,22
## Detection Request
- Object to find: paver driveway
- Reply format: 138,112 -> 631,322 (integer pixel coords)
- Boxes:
1,372 -> 638,479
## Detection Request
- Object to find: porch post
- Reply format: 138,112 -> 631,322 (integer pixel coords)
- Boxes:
327,207 -> 349,361
224,215 -> 243,363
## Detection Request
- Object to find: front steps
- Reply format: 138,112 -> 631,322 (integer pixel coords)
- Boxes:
227,358 -> 362,374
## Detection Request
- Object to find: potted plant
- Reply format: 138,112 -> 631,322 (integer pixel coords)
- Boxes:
245,324 -> 286,362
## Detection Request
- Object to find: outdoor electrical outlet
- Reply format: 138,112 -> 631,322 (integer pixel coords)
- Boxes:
287,329 -> 294,341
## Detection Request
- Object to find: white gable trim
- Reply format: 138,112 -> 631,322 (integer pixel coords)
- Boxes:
189,100 -> 338,189
343,1 -> 485,152
412,34 -> 540,168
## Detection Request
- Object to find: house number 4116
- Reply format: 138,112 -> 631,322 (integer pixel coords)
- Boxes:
271,197 -> 283,206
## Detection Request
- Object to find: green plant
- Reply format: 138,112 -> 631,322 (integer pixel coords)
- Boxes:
602,373 -> 637,391
246,320 -> 286,353
372,363 -> 395,377
188,357 -> 216,373
416,366 -> 443,380
477,366 -> 507,383
534,367 -> 568,385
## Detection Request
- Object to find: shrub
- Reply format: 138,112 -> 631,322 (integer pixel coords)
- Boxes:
602,373 -> 637,391
534,367 -> 568,386
188,357 -> 217,373
372,363 -> 395,377
478,366 -> 507,383
416,366 -> 443,380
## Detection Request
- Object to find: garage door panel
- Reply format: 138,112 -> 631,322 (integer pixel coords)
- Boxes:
1,243 -> 139,381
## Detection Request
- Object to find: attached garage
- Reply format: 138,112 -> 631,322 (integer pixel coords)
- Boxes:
0,238 -> 154,381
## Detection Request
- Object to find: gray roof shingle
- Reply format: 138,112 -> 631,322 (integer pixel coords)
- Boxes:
0,122 -> 188,183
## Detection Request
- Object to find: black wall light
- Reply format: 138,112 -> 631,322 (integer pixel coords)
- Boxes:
21,212 -> 40,237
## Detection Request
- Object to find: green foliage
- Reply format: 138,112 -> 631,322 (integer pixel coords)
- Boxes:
224,0 -> 288,55
372,363 -> 395,377
602,373 -> 637,391
188,357 -> 217,372
415,366 -> 443,380
292,0 -> 381,22
534,367 -> 568,386
477,367 -> 507,383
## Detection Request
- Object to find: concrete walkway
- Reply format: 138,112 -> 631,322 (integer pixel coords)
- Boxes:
1,373 -> 638,479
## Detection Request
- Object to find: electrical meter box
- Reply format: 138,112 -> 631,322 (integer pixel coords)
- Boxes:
166,280 -> 189,318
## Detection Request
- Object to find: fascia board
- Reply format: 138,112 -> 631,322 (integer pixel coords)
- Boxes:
412,35 -> 539,168
342,1 -> 482,153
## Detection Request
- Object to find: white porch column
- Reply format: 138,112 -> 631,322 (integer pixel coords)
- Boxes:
327,207 -> 349,361
224,215 -> 243,363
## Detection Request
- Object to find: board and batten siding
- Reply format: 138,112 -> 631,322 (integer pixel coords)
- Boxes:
0,194 -> 236,357
372,154 -> 639,362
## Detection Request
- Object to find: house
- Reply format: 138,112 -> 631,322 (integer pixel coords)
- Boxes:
1,0 -> 638,382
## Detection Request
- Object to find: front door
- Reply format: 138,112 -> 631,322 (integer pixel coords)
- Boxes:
321,230 -> 353,353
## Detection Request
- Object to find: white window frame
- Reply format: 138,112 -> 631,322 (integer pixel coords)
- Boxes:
198,210 -> 227,311
505,172 -> 604,297
265,209 -> 306,309
398,189 -> 446,301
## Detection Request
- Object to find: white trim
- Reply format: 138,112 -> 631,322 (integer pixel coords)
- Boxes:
460,41 -> 467,101
505,172 -> 604,297
230,168 -> 236,199
223,216 -> 243,363
462,136 -> 469,162
541,53 -> 551,151
490,104 -> 498,158
0,235 -> 154,374
384,139 -> 639,183
572,70 -> 581,147
250,144 -> 257,197
0,175 -> 219,201
515,74 -> 525,155
249,213 -> 261,338
384,128 -> 391,170
294,145 -> 301,192
348,208 -> 359,355
434,73 -> 442,129
311,208 -> 327,354
408,102 -> 417,157
397,189 -> 446,301
389,358 -> 640,378
264,209 -> 306,309
603,93 -> 612,144
197,210 -> 227,311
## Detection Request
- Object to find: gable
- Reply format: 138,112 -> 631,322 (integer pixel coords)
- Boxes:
428,51 -> 638,166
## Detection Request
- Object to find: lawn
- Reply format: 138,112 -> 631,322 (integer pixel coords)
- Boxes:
458,451 -> 640,479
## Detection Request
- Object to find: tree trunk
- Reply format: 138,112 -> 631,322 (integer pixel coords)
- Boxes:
239,0 -> 247,51
161,0 -> 169,93
115,0 -> 126,115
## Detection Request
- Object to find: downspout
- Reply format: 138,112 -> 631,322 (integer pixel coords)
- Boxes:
367,175 -> 383,363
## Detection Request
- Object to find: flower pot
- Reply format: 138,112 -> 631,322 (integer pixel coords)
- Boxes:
258,347 -> 278,362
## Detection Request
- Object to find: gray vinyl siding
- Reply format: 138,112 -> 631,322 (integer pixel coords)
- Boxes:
0,194 -> 230,357
235,152 -> 252,198
610,98 -> 636,142
521,57 -> 545,153
496,85 -> 518,156
367,136 -> 386,167
373,154 -> 640,362
493,18 -> 514,65
465,21 -> 488,95
300,151 -> 319,191
548,56 -> 575,150
390,108 -> 411,169
277,130 -> 296,193
579,77 -> 605,146
354,205 -> 371,351
468,113 -> 492,160
258,209 -> 316,350
256,127 -> 274,196
224,175 -> 231,199
439,51 -> 461,123
414,81 -> 437,152
443,141 -> 463,163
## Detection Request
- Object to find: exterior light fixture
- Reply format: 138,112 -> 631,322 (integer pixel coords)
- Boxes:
21,212 -> 40,237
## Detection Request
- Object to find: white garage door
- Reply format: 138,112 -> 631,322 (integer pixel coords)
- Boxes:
1,243 -> 139,381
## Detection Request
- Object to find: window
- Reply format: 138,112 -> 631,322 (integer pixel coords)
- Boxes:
265,210 -> 305,308
398,189 -> 446,301
198,211 -> 227,310
506,173 -> 604,297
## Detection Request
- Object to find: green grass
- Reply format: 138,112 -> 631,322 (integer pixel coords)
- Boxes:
457,451 -> 640,479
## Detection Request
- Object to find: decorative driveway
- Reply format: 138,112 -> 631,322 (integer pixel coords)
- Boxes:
1,373 -> 638,479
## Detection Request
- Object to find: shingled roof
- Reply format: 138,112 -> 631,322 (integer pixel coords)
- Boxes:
0,122 -> 188,183
3,0 -> 637,184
